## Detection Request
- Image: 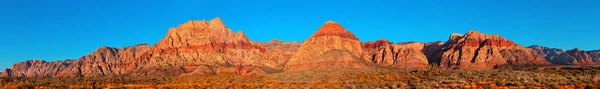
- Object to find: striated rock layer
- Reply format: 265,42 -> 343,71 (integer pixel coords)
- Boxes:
135,18 -> 276,76
361,39 -> 430,69
435,30 -> 550,69
1,18 -> 280,77
287,21 -> 367,71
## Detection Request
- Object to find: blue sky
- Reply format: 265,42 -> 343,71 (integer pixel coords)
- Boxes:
0,0 -> 598,69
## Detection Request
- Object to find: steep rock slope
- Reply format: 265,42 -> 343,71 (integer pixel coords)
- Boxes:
555,48 -> 594,64
1,60 -> 71,77
1,44 -> 152,77
137,18 -> 275,76
287,21 -> 367,71
1,18 -> 275,77
437,30 -> 549,69
588,50 -> 600,63
529,45 -> 600,64
256,39 -> 301,68
528,45 -> 564,63
361,39 -> 430,69
56,45 -> 152,77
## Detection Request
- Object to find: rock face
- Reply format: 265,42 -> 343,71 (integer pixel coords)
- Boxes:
138,18 -> 274,76
554,48 -> 595,64
361,39 -> 430,69
287,21 -> 367,71
1,60 -> 71,77
1,44 -> 152,77
256,39 -> 301,68
588,50 -> 600,63
1,18 -> 278,77
529,45 -> 600,64
56,44 -> 152,77
437,30 -> 549,69
528,45 -> 564,63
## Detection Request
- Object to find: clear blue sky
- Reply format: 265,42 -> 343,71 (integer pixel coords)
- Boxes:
0,0 -> 598,69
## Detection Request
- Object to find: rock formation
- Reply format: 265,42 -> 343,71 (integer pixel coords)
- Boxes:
528,45 -> 564,63
1,18 -> 278,77
588,50 -> 600,63
1,44 -> 152,77
529,45 -> 600,64
287,20 -> 367,71
1,60 -> 71,77
139,18 -> 274,76
256,39 -> 301,68
361,39 -> 431,69
436,30 -> 550,69
554,48 -> 595,64
5,18 -> 600,77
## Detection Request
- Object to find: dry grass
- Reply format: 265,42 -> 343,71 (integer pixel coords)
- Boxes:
1,65 -> 600,88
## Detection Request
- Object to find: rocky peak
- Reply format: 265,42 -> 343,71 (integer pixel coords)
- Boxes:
438,30 -> 549,69
234,30 -> 250,42
154,18 -> 258,50
557,48 -> 594,64
453,30 -> 516,47
569,48 -> 581,52
309,20 -> 358,40
449,33 -> 464,42
208,17 -> 227,31
288,21 -> 364,70
366,42 -> 429,69
95,46 -> 119,53
361,38 -> 392,51
269,39 -> 282,43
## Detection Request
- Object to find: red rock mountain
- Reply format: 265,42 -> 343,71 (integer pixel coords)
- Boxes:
1,18 -> 280,77
137,18 -> 275,76
287,21 -> 367,71
529,45 -> 600,64
361,39 -> 430,69
436,30 -> 550,69
255,39 -> 301,68
1,44 -> 152,77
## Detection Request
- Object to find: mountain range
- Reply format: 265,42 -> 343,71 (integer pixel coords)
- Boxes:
3,18 -> 600,77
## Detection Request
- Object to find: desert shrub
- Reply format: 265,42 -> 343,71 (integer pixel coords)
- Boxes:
585,84 -> 597,89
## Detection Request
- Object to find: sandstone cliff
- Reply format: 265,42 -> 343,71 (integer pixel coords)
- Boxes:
1,60 -> 71,77
1,44 -> 152,77
139,18 -> 275,76
529,45 -> 600,64
436,30 -> 550,69
588,50 -> 600,63
528,45 -> 564,63
361,39 -> 430,69
287,21 -> 367,71
256,39 -> 301,68
1,18 -> 277,77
